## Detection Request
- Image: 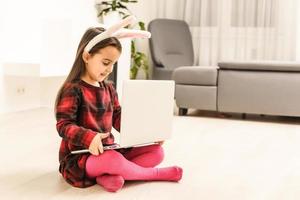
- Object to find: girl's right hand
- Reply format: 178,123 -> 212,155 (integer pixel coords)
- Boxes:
89,132 -> 110,155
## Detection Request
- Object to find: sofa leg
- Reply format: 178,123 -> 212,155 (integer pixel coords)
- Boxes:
218,112 -> 231,118
179,108 -> 188,116
242,113 -> 246,119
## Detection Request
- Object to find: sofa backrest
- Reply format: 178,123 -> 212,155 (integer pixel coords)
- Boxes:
148,18 -> 194,70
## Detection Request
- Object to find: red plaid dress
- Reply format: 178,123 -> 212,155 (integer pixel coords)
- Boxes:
55,79 -> 121,188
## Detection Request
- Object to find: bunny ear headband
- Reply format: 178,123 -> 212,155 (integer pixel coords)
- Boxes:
84,15 -> 151,53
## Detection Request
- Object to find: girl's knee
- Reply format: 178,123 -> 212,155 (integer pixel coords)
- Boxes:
149,144 -> 164,161
87,150 -> 123,163
85,150 -> 125,178
156,145 -> 164,161
87,150 -> 125,168
102,150 -> 123,158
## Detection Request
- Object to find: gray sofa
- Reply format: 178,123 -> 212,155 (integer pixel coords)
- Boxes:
173,61 -> 300,117
147,19 -> 300,117
148,19 -> 194,80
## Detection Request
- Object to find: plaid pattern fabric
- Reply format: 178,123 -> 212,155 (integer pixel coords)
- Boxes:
55,79 -> 121,188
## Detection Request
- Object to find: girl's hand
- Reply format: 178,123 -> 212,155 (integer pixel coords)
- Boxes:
89,133 -> 110,155
156,140 -> 164,145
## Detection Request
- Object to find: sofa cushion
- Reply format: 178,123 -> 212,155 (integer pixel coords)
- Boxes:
219,61 -> 300,72
217,70 -> 300,117
172,66 -> 219,86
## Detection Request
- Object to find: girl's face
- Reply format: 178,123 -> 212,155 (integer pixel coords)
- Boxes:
82,46 -> 121,85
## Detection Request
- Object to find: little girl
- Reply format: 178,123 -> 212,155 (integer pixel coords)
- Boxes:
55,17 -> 183,192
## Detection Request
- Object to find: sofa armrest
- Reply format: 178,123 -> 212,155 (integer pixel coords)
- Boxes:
218,61 -> 300,72
172,66 -> 219,86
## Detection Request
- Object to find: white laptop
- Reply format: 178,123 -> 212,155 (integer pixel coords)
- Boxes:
71,80 -> 175,154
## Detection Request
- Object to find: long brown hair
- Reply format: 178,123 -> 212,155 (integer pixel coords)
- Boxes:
54,27 -> 122,109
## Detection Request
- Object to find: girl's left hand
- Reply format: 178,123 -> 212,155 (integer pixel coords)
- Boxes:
89,132 -> 110,155
156,141 -> 164,145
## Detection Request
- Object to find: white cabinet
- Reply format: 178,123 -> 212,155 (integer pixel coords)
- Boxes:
2,63 -> 40,113
116,39 -> 131,101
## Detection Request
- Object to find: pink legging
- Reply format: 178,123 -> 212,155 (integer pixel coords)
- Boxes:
85,144 -> 182,182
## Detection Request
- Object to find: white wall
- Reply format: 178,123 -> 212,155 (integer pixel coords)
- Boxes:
126,0 -> 155,77
39,0 -> 100,76
0,61 -> 3,113
40,76 -> 66,108
296,1 -> 300,61
0,2 -> 5,113
0,0 -> 99,113
1,0 -> 98,73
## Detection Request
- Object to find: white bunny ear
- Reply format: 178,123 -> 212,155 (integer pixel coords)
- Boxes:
84,15 -> 137,52
112,29 -> 151,40
105,15 -> 136,35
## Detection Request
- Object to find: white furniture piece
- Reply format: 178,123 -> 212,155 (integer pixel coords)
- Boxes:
2,63 -> 41,113
114,39 -> 131,101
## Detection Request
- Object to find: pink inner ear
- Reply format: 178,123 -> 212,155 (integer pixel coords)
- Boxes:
105,16 -> 136,35
114,30 -> 151,39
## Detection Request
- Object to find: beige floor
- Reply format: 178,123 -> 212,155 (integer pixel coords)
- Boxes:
1,108 -> 300,200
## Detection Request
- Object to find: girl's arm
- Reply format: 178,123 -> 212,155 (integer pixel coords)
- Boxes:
110,84 -> 121,132
113,106 -> 121,132
55,85 -> 96,149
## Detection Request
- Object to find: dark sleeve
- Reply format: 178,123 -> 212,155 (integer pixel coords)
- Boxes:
55,84 -> 96,148
109,83 -> 121,132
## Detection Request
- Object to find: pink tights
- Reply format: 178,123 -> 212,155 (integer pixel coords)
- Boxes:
85,144 -> 182,192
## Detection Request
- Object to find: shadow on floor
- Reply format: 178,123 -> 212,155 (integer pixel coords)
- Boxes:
179,109 -> 300,125
1,170 -> 70,198
1,169 -> 159,198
